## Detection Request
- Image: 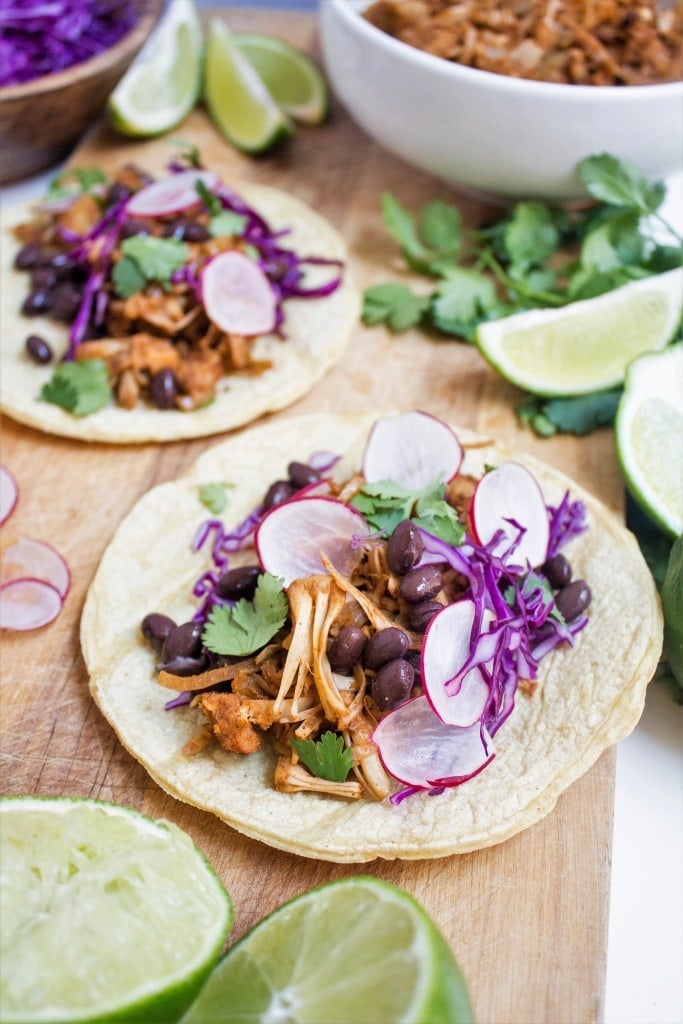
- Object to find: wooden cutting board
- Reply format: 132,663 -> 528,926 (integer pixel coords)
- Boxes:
0,9 -> 621,1022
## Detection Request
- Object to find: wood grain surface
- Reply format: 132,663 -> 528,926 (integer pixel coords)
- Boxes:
0,10 -> 623,1022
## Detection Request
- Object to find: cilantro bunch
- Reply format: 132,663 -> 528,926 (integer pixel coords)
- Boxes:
362,153 -> 682,436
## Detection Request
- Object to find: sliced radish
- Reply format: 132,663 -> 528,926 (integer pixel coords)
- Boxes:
0,466 -> 18,525
255,496 -> 370,586
0,536 -> 71,598
0,578 -> 63,631
125,170 -> 219,218
372,695 -> 495,789
201,251 -> 277,337
362,411 -> 463,489
422,599 -> 492,727
470,461 -> 549,571
294,478 -> 334,500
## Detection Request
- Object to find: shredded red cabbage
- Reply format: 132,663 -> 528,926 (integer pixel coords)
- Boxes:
0,0 -> 138,88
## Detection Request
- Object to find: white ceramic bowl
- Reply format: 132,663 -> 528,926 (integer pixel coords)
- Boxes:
319,0 -> 683,200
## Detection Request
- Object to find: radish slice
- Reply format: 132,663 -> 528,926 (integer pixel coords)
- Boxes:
0,578 -> 63,631
362,411 -> 463,489
372,695 -> 495,789
422,600 -> 491,727
470,461 -> 550,571
0,466 -> 18,525
125,170 -> 219,218
255,496 -> 370,586
0,536 -> 71,598
201,251 -> 277,337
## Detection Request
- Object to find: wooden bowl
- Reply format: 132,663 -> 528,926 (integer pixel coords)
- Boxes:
0,0 -> 164,185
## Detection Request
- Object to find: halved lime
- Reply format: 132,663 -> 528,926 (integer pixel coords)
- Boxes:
475,267 -> 683,397
233,32 -> 328,124
108,0 -> 203,137
615,342 -> 683,537
180,876 -> 473,1024
204,19 -> 293,154
0,796 -> 233,1024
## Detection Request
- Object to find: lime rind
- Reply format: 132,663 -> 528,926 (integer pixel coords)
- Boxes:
616,342 -> 683,537
204,19 -> 293,155
0,795 -> 232,1024
475,267 -> 683,397
180,876 -> 473,1024
233,32 -> 328,125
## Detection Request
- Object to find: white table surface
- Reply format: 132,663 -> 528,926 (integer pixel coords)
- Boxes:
1,4 -> 681,1018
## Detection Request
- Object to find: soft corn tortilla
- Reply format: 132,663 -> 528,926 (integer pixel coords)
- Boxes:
0,186 -> 359,443
82,413 -> 663,862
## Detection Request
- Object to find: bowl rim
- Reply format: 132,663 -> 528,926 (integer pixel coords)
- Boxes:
325,0 -> 683,101
0,0 -> 165,101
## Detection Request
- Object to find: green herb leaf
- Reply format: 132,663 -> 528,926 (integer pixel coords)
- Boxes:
431,268 -> 503,341
517,388 -> 622,437
111,256 -> 147,299
199,482 -> 233,514
503,201 -> 560,273
413,489 -> 465,546
352,478 -> 464,544
290,731 -> 355,782
195,179 -> 222,216
113,236 -> 189,296
40,359 -> 111,417
170,138 -> 203,168
381,193 -> 459,274
579,153 -> 665,215
201,572 -> 288,656
419,198 -> 462,258
209,210 -> 248,239
362,283 -> 431,332
48,167 -> 107,200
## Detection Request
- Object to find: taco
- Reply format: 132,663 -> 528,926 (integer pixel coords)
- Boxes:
0,163 -> 358,443
82,411 -> 662,862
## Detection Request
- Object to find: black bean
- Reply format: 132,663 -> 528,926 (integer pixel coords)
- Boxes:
14,242 -> 42,270
21,290 -> 52,316
141,612 -> 176,652
387,519 -> 424,575
287,461 -> 321,489
217,565 -> 262,601
328,626 -> 366,674
404,649 -> 423,687
150,369 -> 179,410
372,658 -> 414,711
542,553 -> 572,589
399,565 -> 443,604
25,334 -> 53,365
409,599 -> 442,633
50,282 -> 83,323
162,621 -> 204,662
120,218 -> 151,240
31,266 -> 57,290
182,221 -> 210,243
262,479 -> 295,509
158,654 -> 208,677
363,627 -> 410,670
554,579 -> 591,622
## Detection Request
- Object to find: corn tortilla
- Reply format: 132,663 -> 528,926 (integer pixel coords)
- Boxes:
82,413 -> 662,862
0,187 -> 358,443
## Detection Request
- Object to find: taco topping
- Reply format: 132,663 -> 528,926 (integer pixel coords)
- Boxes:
12,161 -> 344,414
141,411 -> 591,802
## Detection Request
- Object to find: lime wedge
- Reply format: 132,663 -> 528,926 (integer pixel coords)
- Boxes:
233,32 -> 328,124
204,18 -> 293,154
108,0 -> 203,137
0,796 -> 233,1024
180,876 -> 473,1024
475,268 -> 683,396
615,342 -> 683,537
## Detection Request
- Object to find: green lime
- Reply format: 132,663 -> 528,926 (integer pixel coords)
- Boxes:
615,342 -> 683,538
475,267 -> 683,396
204,19 -> 293,154
0,796 -> 233,1024
180,875 -> 473,1024
233,32 -> 328,125
661,536 -> 683,690
108,0 -> 203,137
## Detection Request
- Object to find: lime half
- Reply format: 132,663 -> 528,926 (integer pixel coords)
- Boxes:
0,796 -> 233,1024
616,342 -> 683,537
181,876 -> 473,1024
108,0 -> 203,137
233,32 -> 328,124
204,19 -> 293,154
476,267 -> 683,396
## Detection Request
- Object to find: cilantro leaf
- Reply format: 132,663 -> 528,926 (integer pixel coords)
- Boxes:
195,179 -> 222,216
579,153 -> 665,215
431,268 -> 503,341
352,478 -> 464,544
503,201 -> 561,273
381,193 -> 460,274
111,256 -> 147,299
517,388 -> 622,437
418,198 -> 462,258
362,282 -> 431,332
40,359 -> 111,417
413,489 -> 464,546
199,482 -> 233,514
113,236 -> 189,297
201,572 -> 288,656
290,731 -> 354,782
209,210 -> 248,239
48,167 -> 106,200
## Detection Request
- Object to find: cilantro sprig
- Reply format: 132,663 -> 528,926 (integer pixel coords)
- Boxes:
363,153 -> 683,436
201,572 -> 288,657
198,482 -> 233,515
351,478 -> 464,545
112,236 -> 189,298
40,359 -> 111,416
290,731 -> 355,782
